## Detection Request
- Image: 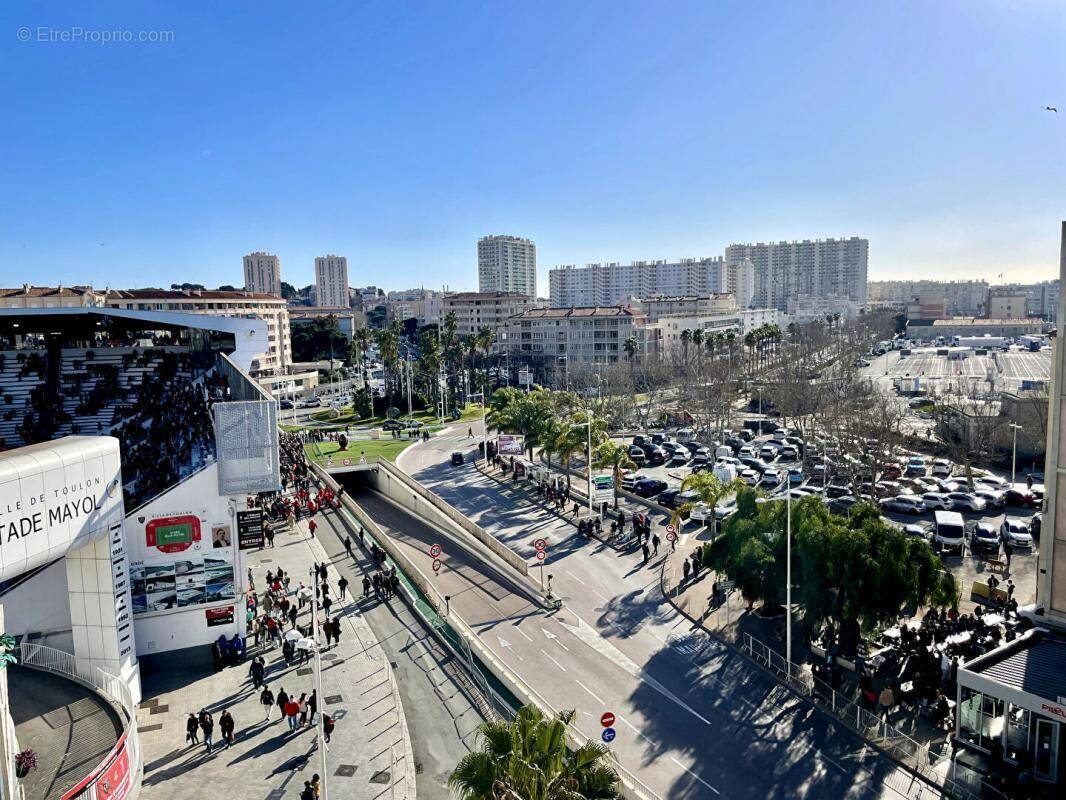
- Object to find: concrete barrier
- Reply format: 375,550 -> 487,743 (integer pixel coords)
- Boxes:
375,459 -> 531,577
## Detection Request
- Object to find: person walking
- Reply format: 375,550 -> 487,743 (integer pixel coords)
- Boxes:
322,594 -> 332,618
362,575 -> 371,599
288,604 -> 298,629
308,690 -> 318,726
276,686 -> 289,719
220,709 -> 235,748
1006,579 -> 1015,602
199,710 -> 215,754
331,617 -> 342,646
284,697 -> 300,732
323,621 -> 333,648
249,655 -> 265,689
260,686 -> 275,720
652,533 -> 660,555
308,518 -> 317,537
338,576 -> 348,601
878,685 -> 895,721
323,714 -> 335,743
1003,540 -> 1014,571
300,782 -> 315,800
186,713 -> 200,745
344,536 -> 353,559
641,543 -> 650,564
297,692 -> 308,727
682,559 -> 691,584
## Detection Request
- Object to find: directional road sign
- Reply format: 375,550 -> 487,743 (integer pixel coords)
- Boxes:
601,727 -> 616,743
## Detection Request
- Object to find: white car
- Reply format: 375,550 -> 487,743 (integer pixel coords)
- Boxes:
760,469 -> 785,487
297,397 -> 322,408
974,488 -> 1007,509
974,474 -> 1009,491
947,492 -> 987,512
619,471 -> 640,491
1001,518 -> 1033,548
739,469 -> 760,486
930,459 -> 954,478
921,492 -> 954,511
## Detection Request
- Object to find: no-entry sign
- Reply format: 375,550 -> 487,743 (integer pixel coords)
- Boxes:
666,531 -> 677,542
666,524 -> 676,534
600,711 -> 615,728
536,551 -> 546,561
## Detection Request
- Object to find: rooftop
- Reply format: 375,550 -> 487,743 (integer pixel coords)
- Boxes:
106,288 -> 281,301
444,291 -> 534,302
0,285 -> 101,298
963,629 -> 1066,706
928,317 -> 1045,326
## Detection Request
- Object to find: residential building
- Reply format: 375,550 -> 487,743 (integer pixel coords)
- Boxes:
288,306 -> 361,340
644,312 -> 741,360
0,284 -> 106,308
637,294 -> 737,323
730,258 -> 756,309
441,292 -> 536,341
242,251 -> 282,296
548,256 -> 734,308
499,306 -> 647,380
738,308 -> 786,333
478,235 -> 537,296
314,254 -> 349,308
906,291 -> 949,320
869,280 -> 989,316
987,293 -> 1029,321
989,280 -> 1060,321
105,289 -> 291,375
725,237 -> 868,311
386,289 -> 451,327
354,286 -> 385,312
787,293 -> 859,325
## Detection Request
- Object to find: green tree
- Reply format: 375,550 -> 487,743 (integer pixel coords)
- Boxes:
670,471 -> 740,533
290,316 -> 350,364
487,388 -> 554,460
591,440 -> 636,509
448,705 -> 622,800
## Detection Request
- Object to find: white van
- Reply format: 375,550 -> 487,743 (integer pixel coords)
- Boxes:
933,510 -> 966,555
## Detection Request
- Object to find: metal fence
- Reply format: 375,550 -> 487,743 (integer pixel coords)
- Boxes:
17,644 -> 141,800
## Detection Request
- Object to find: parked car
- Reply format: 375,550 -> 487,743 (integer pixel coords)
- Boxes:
921,492 -> 954,511
632,435 -> 646,447
930,458 -> 954,478
642,445 -> 667,465
1005,488 -> 1039,508
738,445 -> 757,459
934,479 -> 962,494
759,444 -> 780,461
1001,518 -> 1034,548
828,495 -> 857,515
760,469 -> 784,488
403,419 -> 424,429
825,484 -> 851,499
903,522 -> 930,539
620,472 -> 640,491
382,418 -> 404,430
970,522 -> 1000,553
737,429 -> 756,443
779,445 -> 800,461
787,467 -> 804,484
651,433 -> 667,445
739,469 -> 760,486
974,473 -> 1009,491
657,488 -> 681,508
946,492 -> 986,512
297,397 -> 322,408
738,456 -> 770,473
880,495 -> 926,515
903,456 -> 927,476
880,463 -> 903,480
279,399 -> 294,410
633,478 -> 668,498
627,446 -> 647,465
974,488 -> 1007,509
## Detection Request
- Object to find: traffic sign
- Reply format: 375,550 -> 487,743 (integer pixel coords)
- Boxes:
601,727 -> 616,743
429,543 -> 442,558
666,524 -> 676,534
432,558 -> 442,573
536,551 -> 546,561
600,712 -> 615,728
533,538 -> 547,551
342,458 -> 352,466
666,531 -> 677,542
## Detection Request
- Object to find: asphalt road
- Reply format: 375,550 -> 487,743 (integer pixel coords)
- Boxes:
380,425 -> 949,800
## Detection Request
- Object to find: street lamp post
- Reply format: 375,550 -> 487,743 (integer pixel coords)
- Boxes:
785,488 -> 792,668
1009,423 -> 1023,484
569,417 -> 594,517
309,567 -> 329,800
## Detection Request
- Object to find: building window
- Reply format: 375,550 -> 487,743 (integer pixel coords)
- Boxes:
958,688 -> 1005,751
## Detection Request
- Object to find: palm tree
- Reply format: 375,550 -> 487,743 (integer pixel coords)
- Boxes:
592,441 -> 636,509
669,471 -> 741,536
449,705 -> 622,800
679,329 -> 692,365
375,320 -> 402,406
691,328 -> 704,372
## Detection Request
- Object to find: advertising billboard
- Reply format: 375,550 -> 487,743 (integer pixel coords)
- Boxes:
497,435 -> 524,456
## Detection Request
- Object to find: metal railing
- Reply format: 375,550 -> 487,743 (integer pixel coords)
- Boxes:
17,643 -> 141,800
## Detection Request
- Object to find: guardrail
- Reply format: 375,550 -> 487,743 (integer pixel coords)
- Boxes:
18,643 -> 141,800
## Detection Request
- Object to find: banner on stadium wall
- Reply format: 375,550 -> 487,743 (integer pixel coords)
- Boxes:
497,435 -> 524,456
61,731 -> 132,800
592,473 -> 615,505
213,400 -> 281,495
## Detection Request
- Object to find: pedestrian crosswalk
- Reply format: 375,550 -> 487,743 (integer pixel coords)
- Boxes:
432,434 -> 478,445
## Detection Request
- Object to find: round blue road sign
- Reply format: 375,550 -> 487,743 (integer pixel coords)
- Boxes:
601,727 -> 616,743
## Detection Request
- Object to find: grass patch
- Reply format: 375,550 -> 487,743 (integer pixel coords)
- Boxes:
308,403 -> 484,428
305,439 -> 415,464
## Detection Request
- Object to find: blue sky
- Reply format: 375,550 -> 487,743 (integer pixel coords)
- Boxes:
1,1 -> 1064,295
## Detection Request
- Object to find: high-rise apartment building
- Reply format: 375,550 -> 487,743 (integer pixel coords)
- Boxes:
243,251 -> 282,296
548,257 -> 737,308
315,254 -> 349,308
478,235 -> 537,296
725,238 -> 868,312
868,280 -> 989,316
441,291 -> 536,342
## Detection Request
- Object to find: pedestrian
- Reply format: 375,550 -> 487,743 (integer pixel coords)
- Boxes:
276,686 -> 289,718
289,604 -> 298,629
199,709 -> 215,753
372,572 -> 382,598
652,533 -> 660,554
1027,474 -> 1034,491
362,575 -> 371,598
298,692 -> 308,726
682,559 -> 691,584
309,518 -> 317,537
261,686 -> 275,720
878,685 -> 895,721
285,697 -> 301,731
311,774 -> 321,798
248,567 -> 255,591
249,655 -> 265,689
331,617 -> 342,646
220,709 -> 235,748
358,527 -> 365,547
323,714 -> 335,743
641,543 -> 650,564
1006,579 -> 1015,601
344,536 -> 353,558
338,576 -> 348,600
300,782 -> 315,800
323,621 -> 333,648
186,713 -> 200,745
266,526 -> 276,547
308,690 -> 318,725
1003,540 -> 1013,570
323,595 -> 332,617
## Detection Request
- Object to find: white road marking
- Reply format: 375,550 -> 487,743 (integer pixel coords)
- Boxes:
511,624 -> 534,642
670,757 -> 720,794
540,648 -> 567,671
541,628 -> 570,651
574,679 -> 605,704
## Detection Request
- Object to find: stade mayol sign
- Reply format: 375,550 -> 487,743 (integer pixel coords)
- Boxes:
2,477 -> 109,541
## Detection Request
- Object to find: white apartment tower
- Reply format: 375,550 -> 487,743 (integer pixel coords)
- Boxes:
315,254 -> 349,308
478,235 -> 537,296
725,237 -> 868,312
243,251 -> 282,296
549,256 -> 734,308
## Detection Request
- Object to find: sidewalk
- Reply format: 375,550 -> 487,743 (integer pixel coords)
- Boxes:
136,513 -> 415,800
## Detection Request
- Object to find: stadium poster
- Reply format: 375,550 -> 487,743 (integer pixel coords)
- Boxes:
61,731 -> 131,800
497,435 -> 524,456
129,552 -> 235,615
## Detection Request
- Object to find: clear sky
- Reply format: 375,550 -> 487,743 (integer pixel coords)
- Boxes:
1,0 -> 1064,296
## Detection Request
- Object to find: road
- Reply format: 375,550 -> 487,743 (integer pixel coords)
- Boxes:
381,424 -> 946,800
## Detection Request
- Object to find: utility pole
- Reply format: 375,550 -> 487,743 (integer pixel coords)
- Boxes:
785,488 -> 792,667
310,567 -> 329,800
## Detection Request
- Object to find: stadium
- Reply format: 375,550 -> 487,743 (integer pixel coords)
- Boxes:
0,307 -> 280,800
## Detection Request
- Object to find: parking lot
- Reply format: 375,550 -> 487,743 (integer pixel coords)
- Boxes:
611,428 -> 1043,611
863,346 -> 1050,391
